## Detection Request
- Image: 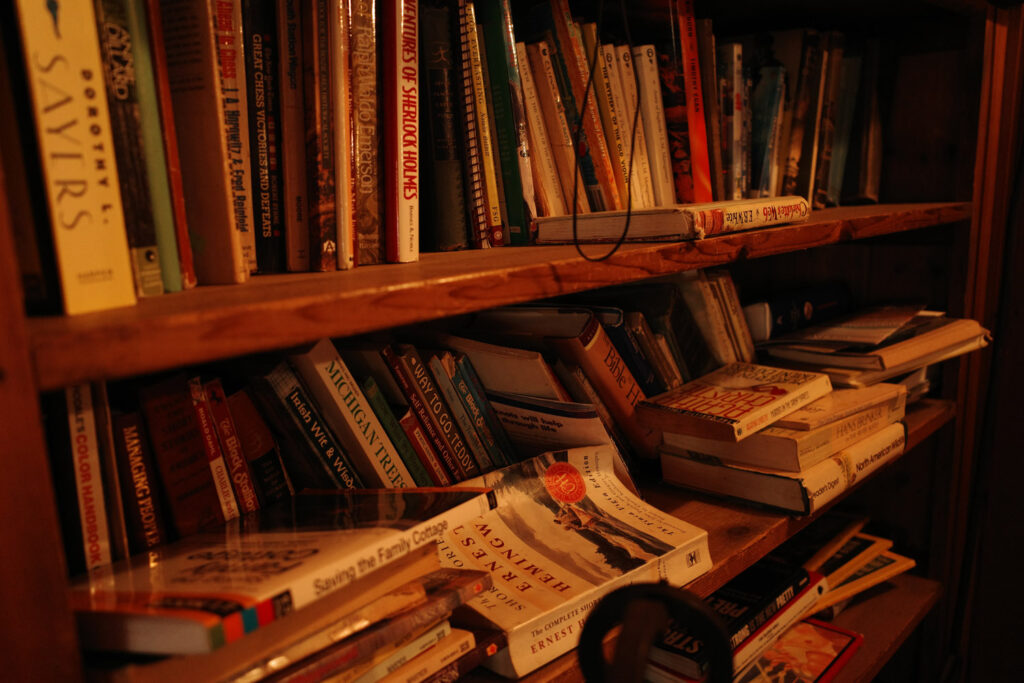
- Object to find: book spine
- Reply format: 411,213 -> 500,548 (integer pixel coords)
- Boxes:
718,42 -> 744,201
13,0 -> 138,313
263,364 -> 364,489
678,270 -> 738,366
515,41 -> 566,217
290,341 -> 415,488
361,375 -> 435,486
476,0 -> 530,243
204,379 -> 260,514
456,0 -> 490,247
751,66 -> 785,197
227,387 -> 294,504
675,0 -> 713,202
214,0 -> 257,273
187,378 -> 240,523
695,18 -> 725,201
112,411 -> 170,553
709,271 -> 756,362
657,49 -> 693,204
243,0 -> 286,273
633,45 -> 676,207
550,0 -> 622,211
421,4 -> 470,250
827,53 -> 861,206
452,354 -> 514,467
813,34 -> 845,209
687,196 -> 811,236
549,316 -> 659,458
595,44 -> 631,209
302,0 -> 337,272
123,0 -> 182,294
399,408 -> 454,486
90,382 -> 131,561
465,2 -> 506,247
418,631 -> 508,683
143,0 -> 196,289
330,0 -> 355,270
606,316 -> 663,397
65,384 -> 113,570
526,41 -> 589,214
614,45 -> 657,210
781,31 -> 824,198
350,0 -> 384,264
429,355 -> 494,472
333,621 -> 452,683
380,345 -> 462,481
160,0 -> 249,284
94,0 -> 164,298
276,0 -> 310,271
803,423 -> 905,514
399,346 -> 481,479
138,375 -> 225,537
383,0 -> 419,262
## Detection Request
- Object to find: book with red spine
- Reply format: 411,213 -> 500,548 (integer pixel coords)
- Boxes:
227,388 -> 294,506
674,0 -> 713,202
187,378 -> 241,524
399,407 -> 454,486
204,379 -> 261,514
383,0 -> 419,263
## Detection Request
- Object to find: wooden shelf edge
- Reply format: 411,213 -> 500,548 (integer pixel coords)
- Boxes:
29,203 -> 968,390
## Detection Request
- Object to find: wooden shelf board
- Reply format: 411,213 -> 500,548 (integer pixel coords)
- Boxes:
464,400 -> 952,682
831,574 -> 942,683
28,203 -> 968,390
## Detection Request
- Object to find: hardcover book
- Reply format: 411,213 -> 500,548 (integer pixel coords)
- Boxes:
203,379 -> 261,515
383,0 -> 419,262
276,0 -> 310,271
533,196 -> 811,244
12,0 -> 138,313
637,363 -> 833,442
441,445 -> 711,678
112,411 -> 170,554
68,488 -> 497,655
660,421 -> 907,514
187,377 -> 241,524
226,388 -> 294,506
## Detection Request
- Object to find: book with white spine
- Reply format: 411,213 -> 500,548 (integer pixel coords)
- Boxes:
614,45 -> 657,209
632,44 -> 676,207
516,41 -> 567,217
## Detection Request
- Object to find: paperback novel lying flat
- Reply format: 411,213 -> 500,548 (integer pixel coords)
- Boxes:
69,488 -> 496,655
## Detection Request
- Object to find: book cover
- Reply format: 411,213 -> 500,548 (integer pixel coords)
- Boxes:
533,195 -> 811,243
637,363 -> 832,441
486,390 -> 615,460
419,628 -> 507,683
718,42 -> 747,201
331,0 -> 357,271
452,352 -> 516,467
159,0 -> 250,284
142,0 -> 196,289
94,0 -> 164,298
12,0 -> 138,313
591,40 -> 633,210
780,30 -> 825,200
660,421 -> 907,514
734,618 -> 863,683
614,45 -> 658,210
187,377 -> 242,524
770,511 -> 868,572
91,381 -> 132,561
334,620 -> 452,683
376,629 -> 475,683
289,338 -> 416,488
350,0 -> 383,264
695,17 -> 725,201
814,549 -> 915,612
383,0 -> 419,262
439,445 -> 711,678
258,361 -> 365,490
226,387 -> 294,506
650,558 -> 810,678
750,65 -> 786,198
678,268 -> 739,366
455,0 -> 494,246
266,568 -> 491,682
276,0 -> 310,271
362,374 -> 436,486
707,270 -> 757,363
138,375 -> 231,537
817,532 -> 893,588
399,404 -> 455,486
302,0 -> 338,272
421,3 -> 471,251
112,410 -> 170,555
812,33 -> 845,210
594,306 -> 665,397
68,488 -> 497,655
242,0 -> 286,273
773,383 -> 906,431
633,44 -> 677,207
516,40 -> 567,217
203,379 -> 261,514
826,50 -> 862,207
65,384 -> 114,571
477,0 -> 531,244
662,383 -> 906,471
427,351 -> 495,472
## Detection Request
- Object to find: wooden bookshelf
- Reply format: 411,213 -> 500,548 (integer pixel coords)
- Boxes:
28,203 -> 967,391
465,399 -> 952,682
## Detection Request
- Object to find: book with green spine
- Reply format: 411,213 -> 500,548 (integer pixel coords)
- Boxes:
361,375 -> 435,487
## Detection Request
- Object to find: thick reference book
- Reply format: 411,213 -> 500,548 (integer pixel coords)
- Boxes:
661,384 -> 907,471
533,196 -> 811,244
441,445 -> 711,678
660,421 -> 907,514
69,488 -> 497,655
734,618 -> 863,683
637,363 -> 833,442
12,0 -> 137,313
649,557 -> 810,679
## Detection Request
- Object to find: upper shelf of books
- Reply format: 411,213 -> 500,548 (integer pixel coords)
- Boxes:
29,202 -> 967,391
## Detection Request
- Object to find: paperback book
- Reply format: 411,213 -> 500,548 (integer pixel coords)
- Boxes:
734,618 -> 862,683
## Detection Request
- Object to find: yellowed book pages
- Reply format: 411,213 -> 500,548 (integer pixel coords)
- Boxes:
13,0 -> 137,313
465,3 -> 504,243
